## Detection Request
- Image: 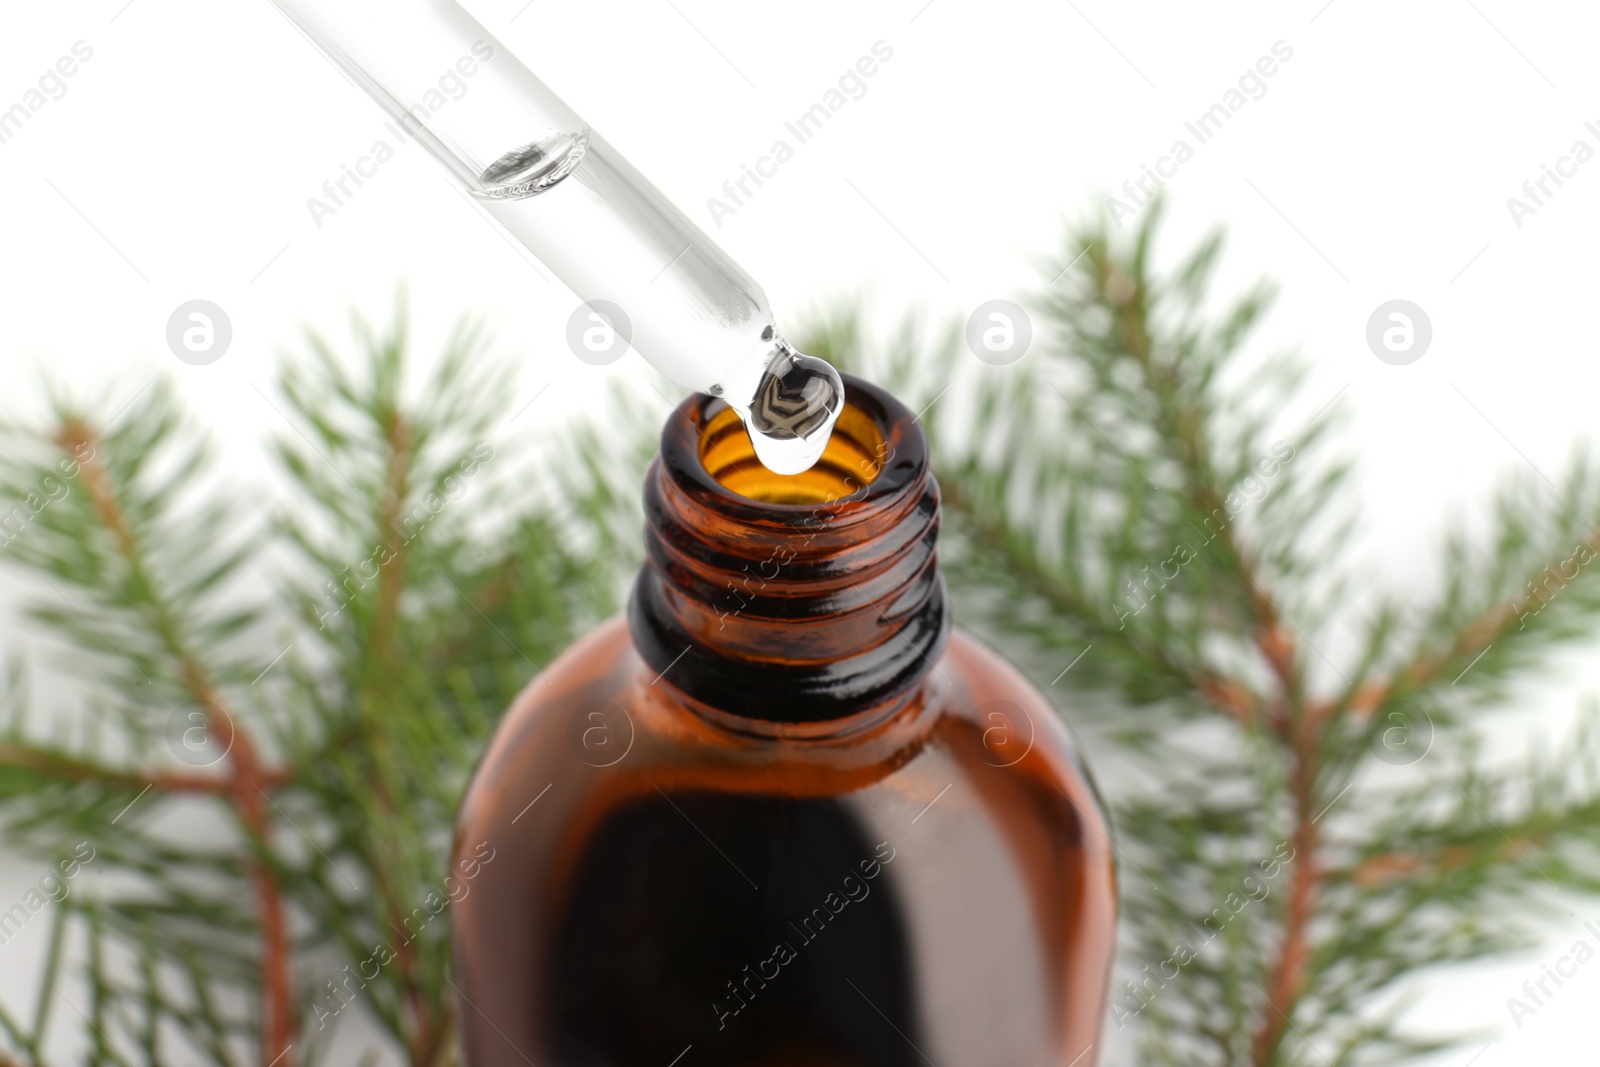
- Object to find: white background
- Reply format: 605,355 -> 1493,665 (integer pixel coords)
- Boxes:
1,0 -> 1599,1063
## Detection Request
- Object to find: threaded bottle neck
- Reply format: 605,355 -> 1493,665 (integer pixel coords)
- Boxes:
628,376 -> 948,727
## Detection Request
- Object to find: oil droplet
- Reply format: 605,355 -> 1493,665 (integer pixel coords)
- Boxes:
728,345 -> 844,476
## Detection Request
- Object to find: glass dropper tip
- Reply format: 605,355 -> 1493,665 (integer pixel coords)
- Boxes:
723,344 -> 845,476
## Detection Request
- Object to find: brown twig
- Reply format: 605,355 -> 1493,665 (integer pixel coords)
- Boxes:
0,742 -> 287,794
363,412 -> 450,1067
57,420 -> 297,1067
1349,603 -> 1513,723
1352,522 -> 1600,722
1190,471 -> 1322,1066
1100,265 -> 1327,1065
1347,833 -> 1550,889
370,414 -> 413,677
0,728 -> 291,794
938,478 -> 1259,726
1250,715 -> 1320,1066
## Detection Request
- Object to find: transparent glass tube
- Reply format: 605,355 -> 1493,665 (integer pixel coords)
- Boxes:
269,0 -> 842,473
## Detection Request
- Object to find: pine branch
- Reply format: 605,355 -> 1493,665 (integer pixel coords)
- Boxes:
0,400 -> 297,1067
0,740 -> 267,793
261,300 -> 605,1066
0,301 -> 608,1067
797,201 -> 1600,1065
60,417 -> 296,1067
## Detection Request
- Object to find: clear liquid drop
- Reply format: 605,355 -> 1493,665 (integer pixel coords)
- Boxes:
728,346 -> 844,476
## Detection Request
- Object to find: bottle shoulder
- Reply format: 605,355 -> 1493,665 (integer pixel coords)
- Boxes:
462,616 -> 1108,842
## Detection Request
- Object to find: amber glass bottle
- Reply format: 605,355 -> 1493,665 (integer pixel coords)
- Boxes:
451,376 -> 1116,1066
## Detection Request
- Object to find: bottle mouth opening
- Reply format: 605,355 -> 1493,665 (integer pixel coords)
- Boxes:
660,376 -> 924,532
652,377 -> 928,543
700,401 -> 885,505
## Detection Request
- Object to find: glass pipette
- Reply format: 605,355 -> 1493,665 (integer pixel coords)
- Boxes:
268,0 -> 843,475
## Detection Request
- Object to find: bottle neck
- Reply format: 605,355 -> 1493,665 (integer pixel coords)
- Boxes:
628,376 -> 948,729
